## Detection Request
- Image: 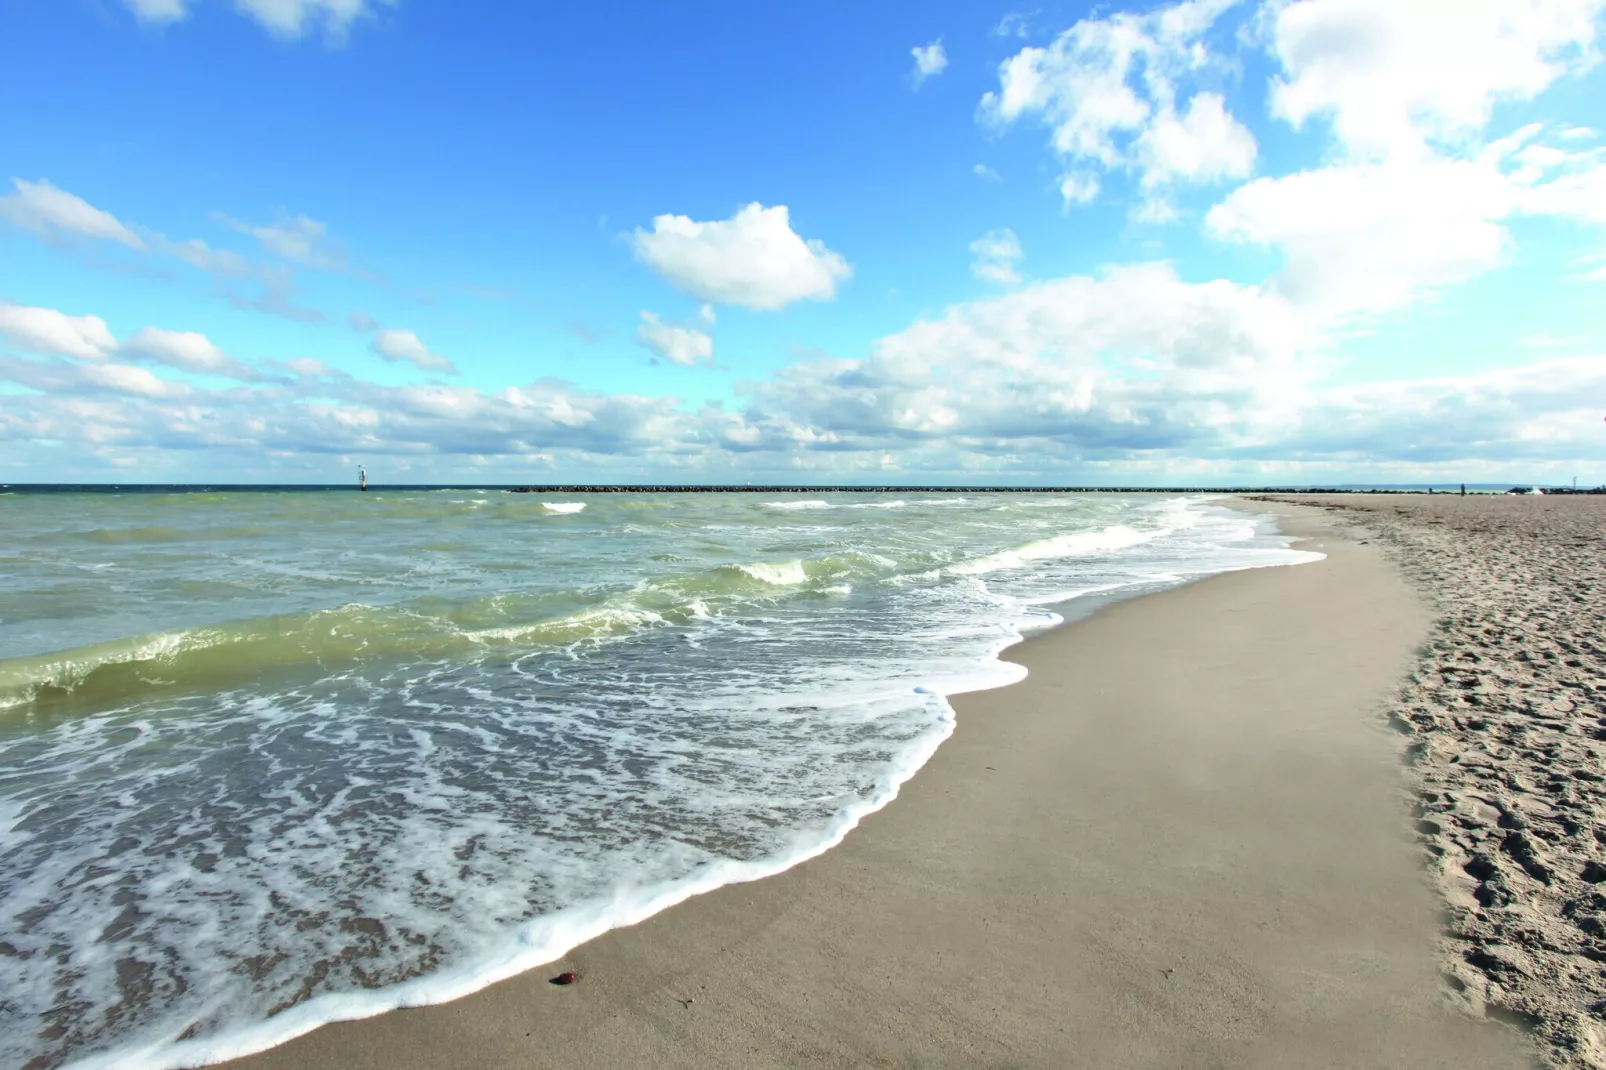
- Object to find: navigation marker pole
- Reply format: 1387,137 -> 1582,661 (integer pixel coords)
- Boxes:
359,465 -> 367,492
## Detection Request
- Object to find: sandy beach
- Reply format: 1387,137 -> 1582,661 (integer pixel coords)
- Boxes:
1256,494 -> 1606,1067
221,500 -> 1531,1070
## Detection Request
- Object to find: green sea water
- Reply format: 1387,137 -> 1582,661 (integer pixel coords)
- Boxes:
0,488 -> 1317,1069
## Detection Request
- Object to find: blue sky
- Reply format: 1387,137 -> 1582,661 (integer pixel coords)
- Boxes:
2,0 -> 1604,484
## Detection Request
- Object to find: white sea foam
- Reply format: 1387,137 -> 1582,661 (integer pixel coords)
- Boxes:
948,523 -> 1153,576
540,502 -> 587,514
763,499 -> 832,510
3,493 -> 1321,1070
733,559 -> 809,585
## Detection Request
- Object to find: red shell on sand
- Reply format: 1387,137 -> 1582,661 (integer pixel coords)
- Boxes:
551,971 -> 578,985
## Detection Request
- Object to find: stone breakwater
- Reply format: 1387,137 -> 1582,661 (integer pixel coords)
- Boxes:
1257,494 -> 1606,1068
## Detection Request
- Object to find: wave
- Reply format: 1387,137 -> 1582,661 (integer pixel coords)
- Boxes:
730,559 -> 809,585
948,522 -> 1160,577
763,500 -> 832,510
61,676 -> 983,1070
0,552 -> 905,717
540,502 -> 587,514
2,495 -> 1329,1070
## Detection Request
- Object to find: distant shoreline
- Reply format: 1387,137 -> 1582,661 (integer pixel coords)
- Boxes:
3,482 -> 1600,495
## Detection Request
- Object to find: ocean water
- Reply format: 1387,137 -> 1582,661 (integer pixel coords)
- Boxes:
0,490 -> 1319,1069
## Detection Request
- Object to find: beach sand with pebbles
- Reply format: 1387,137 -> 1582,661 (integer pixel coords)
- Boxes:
224,500 -> 1533,1070
1252,493 -> 1606,1068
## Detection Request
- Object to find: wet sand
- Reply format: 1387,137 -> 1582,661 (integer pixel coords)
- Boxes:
1258,493 -> 1606,1068
226,502 -> 1528,1069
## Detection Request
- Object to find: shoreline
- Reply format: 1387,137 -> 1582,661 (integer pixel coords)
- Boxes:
216,500 -> 1527,1069
1254,493 -> 1606,1067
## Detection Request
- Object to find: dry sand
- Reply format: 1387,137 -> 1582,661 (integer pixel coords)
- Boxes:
226,502 -> 1528,1070
1254,493 -> 1606,1068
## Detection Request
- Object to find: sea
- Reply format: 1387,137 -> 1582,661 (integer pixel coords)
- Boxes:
0,488 -> 1320,1069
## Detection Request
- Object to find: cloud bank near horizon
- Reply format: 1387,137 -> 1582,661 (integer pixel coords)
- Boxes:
3,0 -> 1605,484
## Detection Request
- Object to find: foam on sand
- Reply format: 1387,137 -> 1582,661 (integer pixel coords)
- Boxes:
0,493 -> 1322,1070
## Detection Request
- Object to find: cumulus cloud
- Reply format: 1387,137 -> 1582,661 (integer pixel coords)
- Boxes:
120,327 -> 230,372
738,262 -> 1318,457
0,304 -> 265,380
1,282 -> 1599,480
637,312 -> 714,366
0,357 -> 194,399
0,303 -> 117,360
981,0 -> 1257,207
1207,156 -> 1517,316
1204,4 -> 1606,321
911,40 -> 948,87
119,326 -> 264,380
0,179 -> 145,249
969,229 -> 1024,284
1287,355 -> 1606,465
371,329 -> 456,374
631,203 -> 852,310
974,163 -> 1002,181
1135,91 -> 1257,189
1266,0 -> 1603,160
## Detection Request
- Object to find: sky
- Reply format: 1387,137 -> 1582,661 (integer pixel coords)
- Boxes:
1,0 -> 1604,486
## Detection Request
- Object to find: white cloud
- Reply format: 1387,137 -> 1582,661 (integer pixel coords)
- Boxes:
284,357 -> 337,377
0,303 -> 117,360
974,163 -> 1002,181
0,179 -> 145,249
631,203 -> 852,310
970,228 -> 1025,284
1134,91 -> 1256,190
981,0 -> 1256,205
0,357 -> 193,399
1559,125 -> 1599,140
740,262 -> 1317,455
158,236 -> 252,277
124,0 -> 189,23
234,0 -> 392,42
993,11 -> 1035,38
1266,0 -> 1604,159
371,329 -> 456,374
1059,172 -> 1101,204
1206,156 -> 1517,316
1205,4 -> 1606,320
224,213 -> 345,270
1,285 -> 1599,480
349,311 -> 379,332
911,40 -> 948,87
120,0 -> 390,41
1290,355 -> 1606,464
118,326 -> 264,380
637,312 -> 714,367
